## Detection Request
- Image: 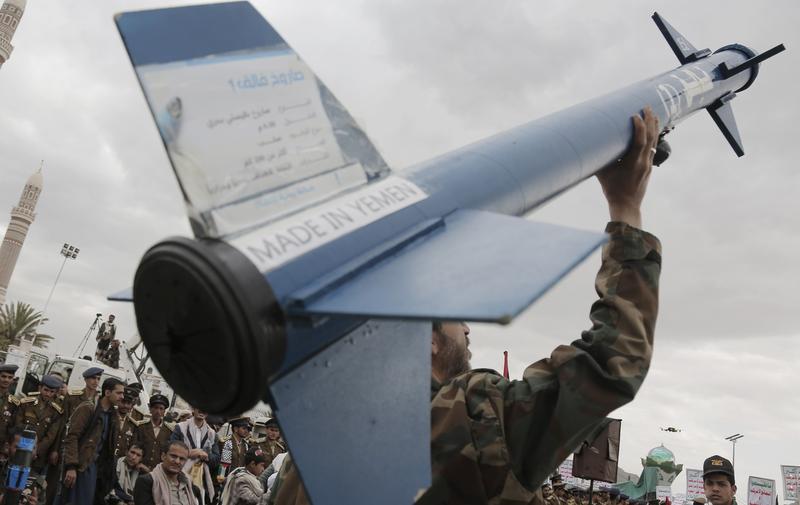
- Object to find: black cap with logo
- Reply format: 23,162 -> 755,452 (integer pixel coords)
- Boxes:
703,455 -> 735,480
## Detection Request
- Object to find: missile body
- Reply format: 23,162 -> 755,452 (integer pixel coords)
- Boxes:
115,5 -> 783,503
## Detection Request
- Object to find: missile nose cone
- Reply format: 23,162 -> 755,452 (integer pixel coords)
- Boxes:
134,237 -> 286,415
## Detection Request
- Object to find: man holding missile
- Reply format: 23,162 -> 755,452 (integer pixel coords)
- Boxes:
276,107 -> 662,505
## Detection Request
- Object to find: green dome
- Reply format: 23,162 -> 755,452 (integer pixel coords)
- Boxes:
647,445 -> 675,464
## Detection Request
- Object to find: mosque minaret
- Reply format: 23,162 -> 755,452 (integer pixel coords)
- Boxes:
0,0 -> 26,69
0,166 -> 42,305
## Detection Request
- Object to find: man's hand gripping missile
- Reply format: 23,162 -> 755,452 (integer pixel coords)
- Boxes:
598,107 -> 660,229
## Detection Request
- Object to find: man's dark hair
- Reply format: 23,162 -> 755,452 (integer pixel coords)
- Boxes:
101,377 -> 124,395
432,322 -> 443,333
128,443 -> 143,453
162,439 -> 189,455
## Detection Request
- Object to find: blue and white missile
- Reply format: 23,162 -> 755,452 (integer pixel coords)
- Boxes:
112,4 -> 783,504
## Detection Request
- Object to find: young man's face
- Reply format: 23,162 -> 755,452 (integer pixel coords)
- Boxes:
704,474 -> 736,505
234,425 -> 251,439
118,398 -> 133,415
126,447 -> 143,467
162,445 -> 189,475
249,461 -> 266,476
106,384 -> 125,406
150,404 -> 166,421
85,375 -> 101,391
39,386 -> 56,401
192,408 -> 207,421
0,372 -> 15,390
266,426 -> 280,441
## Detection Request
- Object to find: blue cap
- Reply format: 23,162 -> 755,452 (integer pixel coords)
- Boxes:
82,367 -> 104,378
0,364 -> 18,374
41,375 -> 63,390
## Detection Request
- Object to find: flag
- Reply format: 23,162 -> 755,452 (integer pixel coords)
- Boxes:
503,350 -> 509,379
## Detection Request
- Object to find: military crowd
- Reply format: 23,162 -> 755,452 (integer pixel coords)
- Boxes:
539,475 -> 640,505
0,363 -> 287,505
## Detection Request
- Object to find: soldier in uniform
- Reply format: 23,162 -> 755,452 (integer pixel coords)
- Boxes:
15,375 -> 65,463
63,367 -> 103,418
112,386 -> 140,460
258,418 -> 285,466
134,393 -> 173,472
269,108 -> 664,505
125,383 -> 145,422
0,364 -> 20,461
14,374 -> 64,503
219,417 -> 251,477
553,479 -> 569,505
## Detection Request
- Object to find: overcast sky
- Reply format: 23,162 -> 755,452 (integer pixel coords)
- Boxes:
1,1 -> 798,502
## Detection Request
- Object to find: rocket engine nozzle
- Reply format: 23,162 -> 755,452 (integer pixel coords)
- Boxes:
134,237 -> 286,415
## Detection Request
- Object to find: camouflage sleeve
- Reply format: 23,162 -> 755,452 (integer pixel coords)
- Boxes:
269,454 -> 311,505
503,221 -> 661,488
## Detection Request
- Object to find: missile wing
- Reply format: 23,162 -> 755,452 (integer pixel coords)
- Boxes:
112,4 -> 783,504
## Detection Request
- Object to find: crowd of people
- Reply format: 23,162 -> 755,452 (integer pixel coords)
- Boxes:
0,363 -> 287,505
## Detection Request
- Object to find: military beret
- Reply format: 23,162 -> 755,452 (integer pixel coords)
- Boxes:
40,375 -> 63,390
82,367 -> 104,378
126,382 -> 144,391
0,364 -> 18,374
229,417 -> 252,428
703,455 -> 735,480
149,394 -> 169,407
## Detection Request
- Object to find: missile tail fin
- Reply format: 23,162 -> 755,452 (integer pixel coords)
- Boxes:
289,210 -> 607,324
108,288 -> 133,302
116,2 -> 390,239
652,12 -> 711,64
270,319 -> 431,505
707,92 -> 744,157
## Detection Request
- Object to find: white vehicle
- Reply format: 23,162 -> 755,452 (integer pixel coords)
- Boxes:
1,339 -> 152,416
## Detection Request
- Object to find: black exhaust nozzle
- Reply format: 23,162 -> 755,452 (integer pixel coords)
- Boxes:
134,237 -> 286,415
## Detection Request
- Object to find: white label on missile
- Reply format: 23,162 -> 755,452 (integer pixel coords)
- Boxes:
230,176 -> 428,272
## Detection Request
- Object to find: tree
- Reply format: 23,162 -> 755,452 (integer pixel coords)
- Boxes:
0,302 -> 54,350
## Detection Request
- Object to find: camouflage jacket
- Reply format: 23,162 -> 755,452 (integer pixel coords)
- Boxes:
271,222 -> 661,505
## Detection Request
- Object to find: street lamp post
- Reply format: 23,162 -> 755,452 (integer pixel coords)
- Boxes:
725,433 -> 744,467
42,243 -> 79,315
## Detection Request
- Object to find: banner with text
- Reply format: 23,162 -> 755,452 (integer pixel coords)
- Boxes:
657,486 -> 673,501
686,469 -> 705,501
557,458 -> 592,490
783,466 -> 800,505
748,476 -> 776,505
